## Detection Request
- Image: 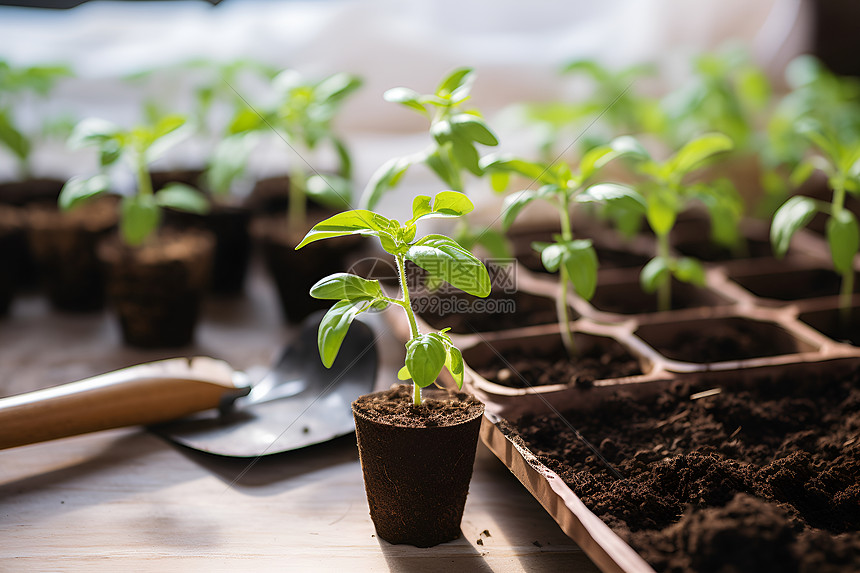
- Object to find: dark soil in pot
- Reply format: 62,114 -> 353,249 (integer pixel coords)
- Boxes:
0,177 -> 65,287
27,197 -> 117,312
635,316 -> 807,364
799,306 -> 860,346
98,229 -> 214,348
352,385 -> 484,547
166,203 -> 253,295
0,206 -> 26,315
472,332 -> 644,388
256,214 -> 361,323
509,366 -> 860,572
590,278 -> 733,315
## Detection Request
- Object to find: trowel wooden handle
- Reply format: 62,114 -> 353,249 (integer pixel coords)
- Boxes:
0,357 -> 246,450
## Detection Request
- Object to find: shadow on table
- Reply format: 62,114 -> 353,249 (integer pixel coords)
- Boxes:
376,534 -> 495,573
162,431 -> 359,492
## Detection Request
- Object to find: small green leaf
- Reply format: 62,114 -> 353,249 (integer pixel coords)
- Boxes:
296,209 -> 392,249
384,87 -> 427,115
536,241 -> 562,273
406,334 -> 447,388
410,195 -> 432,221
827,210 -> 860,276
430,190 -> 474,217
489,171 -> 510,193
501,190 -> 537,230
317,300 -> 365,368
146,117 -> 193,162
306,173 -> 352,209
155,183 -> 210,215
407,234 -> 491,297
121,195 -> 161,246
445,345 -> 465,389
206,132 -> 258,196
361,154 -> 416,209
437,67 -> 473,98
449,113 -> 498,146
668,132 -> 734,176
641,257 -> 670,293
789,159 -> 818,188
0,110 -> 30,162
425,146 -> 463,191
310,273 -> 384,301
578,183 -> 647,213
67,118 -> 121,149
397,365 -> 412,381
646,190 -> 679,237
479,154 -> 549,183
673,257 -> 706,286
770,196 -> 819,257
560,240 -> 598,300
58,175 -> 110,211
315,72 -> 362,104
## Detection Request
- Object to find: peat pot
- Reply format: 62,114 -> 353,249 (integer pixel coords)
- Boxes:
352,385 -> 484,547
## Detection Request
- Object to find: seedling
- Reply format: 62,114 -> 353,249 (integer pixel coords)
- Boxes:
598,133 -> 737,312
361,67 -> 499,209
296,190 -> 490,405
0,59 -> 72,179
57,115 -> 209,246
770,119 -> 860,322
227,70 -> 362,229
480,138 -> 642,354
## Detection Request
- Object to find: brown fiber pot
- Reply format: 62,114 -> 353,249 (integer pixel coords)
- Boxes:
98,230 -> 214,348
352,385 -> 485,547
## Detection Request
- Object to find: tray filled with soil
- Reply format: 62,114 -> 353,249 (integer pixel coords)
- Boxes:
473,356 -> 860,573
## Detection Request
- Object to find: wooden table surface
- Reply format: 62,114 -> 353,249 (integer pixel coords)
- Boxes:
0,264 -> 601,572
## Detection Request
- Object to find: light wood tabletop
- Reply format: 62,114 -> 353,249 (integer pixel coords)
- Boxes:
0,264 -> 601,572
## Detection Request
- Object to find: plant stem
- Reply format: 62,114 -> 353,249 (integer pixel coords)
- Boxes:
832,180 -> 853,325
396,253 -> 422,405
557,196 -> 577,356
136,152 -> 153,197
657,232 -> 672,313
288,162 -> 307,232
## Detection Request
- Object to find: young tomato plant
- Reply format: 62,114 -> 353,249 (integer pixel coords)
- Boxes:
601,133 -> 737,312
296,190 -> 490,405
480,138 -> 642,354
771,119 -> 860,321
0,59 -> 73,179
57,115 -> 209,246
228,70 -> 362,229
361,67 -> 499,209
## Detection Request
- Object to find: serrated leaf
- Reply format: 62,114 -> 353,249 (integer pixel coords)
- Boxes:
641,256 -> 670,293
317,300 -> 365,368
406,333 -> 447,388
310,272 -> 384,301
827,210 -> 860,275
407,234 -> 490,297
58,174 -> 111,211
770,195 -> 819,257
121,195 -> 161,246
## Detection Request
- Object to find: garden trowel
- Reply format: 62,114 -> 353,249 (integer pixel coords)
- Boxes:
0,312 -> 378,457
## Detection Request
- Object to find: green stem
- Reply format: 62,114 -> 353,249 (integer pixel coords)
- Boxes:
136,152 -> 153,197
396,253 -> 422,405
288,162 -> 307,232
557,197 -> 577,356
657,232 -> 672,313
832,180 -> 852,325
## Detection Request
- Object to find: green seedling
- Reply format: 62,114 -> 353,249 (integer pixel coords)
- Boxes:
480,138 -> 642,355
296,190 -> 490,405
0,59 -> 73,179
361,67 -> 499,209
362,67 -> 508,259
58,115 -> 209,246
228,70 -> 362,229
771,119 -> 860,322
600,133 -> 737,312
